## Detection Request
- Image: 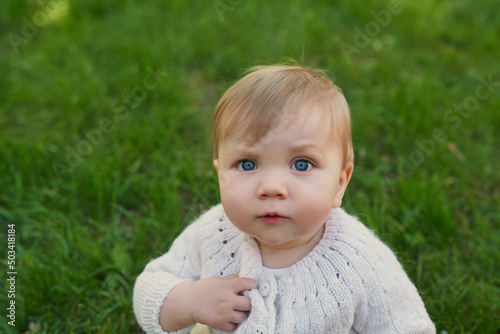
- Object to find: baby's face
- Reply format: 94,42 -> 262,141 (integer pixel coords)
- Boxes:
213,108 -> 352,251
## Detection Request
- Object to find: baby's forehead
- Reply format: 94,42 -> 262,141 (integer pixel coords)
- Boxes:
223,111 -> 339,153
212,66 -> 353,164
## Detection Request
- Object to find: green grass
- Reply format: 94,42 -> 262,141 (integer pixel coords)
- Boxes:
1,0 -> 499,332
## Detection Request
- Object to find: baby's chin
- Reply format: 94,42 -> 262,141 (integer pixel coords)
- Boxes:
252,234 -> 305,249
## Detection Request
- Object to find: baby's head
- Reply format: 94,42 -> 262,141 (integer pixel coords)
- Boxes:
213,65 -> 354,169
212,65 -> 354,252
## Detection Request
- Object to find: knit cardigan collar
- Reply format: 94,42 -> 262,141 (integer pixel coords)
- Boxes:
199,206 -> 363,333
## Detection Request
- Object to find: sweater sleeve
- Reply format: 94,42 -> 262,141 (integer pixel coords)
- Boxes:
349,219 -> 436,334
133,209 -> 211,334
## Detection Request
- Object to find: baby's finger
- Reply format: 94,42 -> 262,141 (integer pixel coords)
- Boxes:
233,295 -> 252,312
221,272 -> 239,280
231,277 -> 258,293
216,322 -> 238,332
229,310 -> 250,325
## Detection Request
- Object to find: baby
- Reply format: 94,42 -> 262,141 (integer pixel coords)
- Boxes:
133,65 -> 436,333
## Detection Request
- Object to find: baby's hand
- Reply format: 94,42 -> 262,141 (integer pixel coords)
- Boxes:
188,273 -> 257,332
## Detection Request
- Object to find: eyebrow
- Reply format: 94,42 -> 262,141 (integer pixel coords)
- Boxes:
288,142 -> 325,154
229,145 -> 259,157
227,140 -> 327,158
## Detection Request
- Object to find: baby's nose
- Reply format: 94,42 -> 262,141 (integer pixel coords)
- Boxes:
257,173 -> 288,199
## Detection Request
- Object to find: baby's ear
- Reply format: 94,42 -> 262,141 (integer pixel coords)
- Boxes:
213,159 -> 219,172
332,161 -> 354,208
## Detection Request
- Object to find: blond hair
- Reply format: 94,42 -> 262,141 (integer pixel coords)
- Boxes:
212,65 -> 354,167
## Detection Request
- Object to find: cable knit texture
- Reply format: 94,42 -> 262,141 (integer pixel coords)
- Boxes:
133,204 -> 436,334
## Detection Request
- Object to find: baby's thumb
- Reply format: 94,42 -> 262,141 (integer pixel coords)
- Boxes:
221,272 -> 240,280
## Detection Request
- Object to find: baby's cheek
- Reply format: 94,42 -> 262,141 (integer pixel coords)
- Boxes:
220,183 -> 250,216
217,170 -> 232,190
295,193 -> 333,225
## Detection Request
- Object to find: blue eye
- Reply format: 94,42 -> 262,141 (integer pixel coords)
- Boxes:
292,159 -> 312,171
237,160 -> 257,171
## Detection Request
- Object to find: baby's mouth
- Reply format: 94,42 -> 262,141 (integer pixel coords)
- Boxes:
258,214 -> 286,224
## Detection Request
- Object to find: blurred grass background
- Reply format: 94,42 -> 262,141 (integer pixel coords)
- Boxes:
0,0 -> 499,333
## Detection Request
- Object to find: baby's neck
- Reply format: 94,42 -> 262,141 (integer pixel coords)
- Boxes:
256,224 -> 325,269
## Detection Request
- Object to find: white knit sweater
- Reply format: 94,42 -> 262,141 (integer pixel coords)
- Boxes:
133,204 -> 435,334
